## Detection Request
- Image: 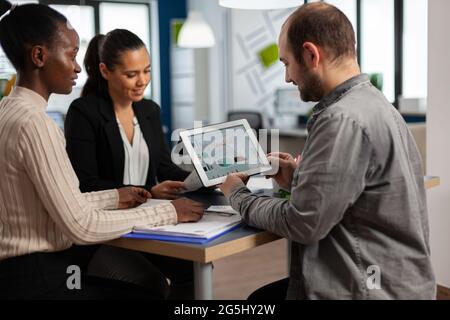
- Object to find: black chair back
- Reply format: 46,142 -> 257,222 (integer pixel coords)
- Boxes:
227,111 -> 263,139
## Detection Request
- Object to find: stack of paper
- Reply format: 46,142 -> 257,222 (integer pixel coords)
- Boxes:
138,199 -> 172,208
205,205 -> 238,216
129,204 -> 242,243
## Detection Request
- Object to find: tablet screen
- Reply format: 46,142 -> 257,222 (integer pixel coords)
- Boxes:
188,124 -> 268,181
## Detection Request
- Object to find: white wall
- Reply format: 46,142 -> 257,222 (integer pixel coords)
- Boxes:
427,0 -> 450,288
187,1 -> 297,125
188,0 -> 230,124
230,8 -> 293,117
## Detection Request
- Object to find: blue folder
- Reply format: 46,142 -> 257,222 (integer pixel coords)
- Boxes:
123,223 -> 242,244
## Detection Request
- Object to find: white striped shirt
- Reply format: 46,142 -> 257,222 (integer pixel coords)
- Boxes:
0,87 -> 177,261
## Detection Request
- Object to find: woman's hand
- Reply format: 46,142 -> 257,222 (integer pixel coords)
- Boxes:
171,198 -> 204,222
117,187 -> 152,209
151,181 -> 187,200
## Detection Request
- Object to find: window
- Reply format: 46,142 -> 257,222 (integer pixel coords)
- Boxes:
0,0 -> 39,78
0,0 -> 157,114
44,1 -> 153,97
324,0 -> 357,38
307,0 -> 357,44
360,0 -> 395,102
3,1 -> 156,98
403,0 -> 427,99
99,2 -> 151,97
0,1 -> 159,113
100,3 -> 150,49
50,5 -> 95,86
305,0 -> 428,108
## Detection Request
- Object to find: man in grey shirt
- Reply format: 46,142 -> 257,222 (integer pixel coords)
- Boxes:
220,2 -> 435,300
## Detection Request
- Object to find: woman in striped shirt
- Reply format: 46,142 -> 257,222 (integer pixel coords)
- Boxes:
0,0 -> 203,300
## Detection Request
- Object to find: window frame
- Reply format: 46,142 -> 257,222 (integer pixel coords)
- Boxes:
40,0 -> 152,40
39,0 -> 155,99
305,0 -> 417,108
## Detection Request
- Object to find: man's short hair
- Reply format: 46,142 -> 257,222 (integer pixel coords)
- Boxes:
286,2 -> 356,64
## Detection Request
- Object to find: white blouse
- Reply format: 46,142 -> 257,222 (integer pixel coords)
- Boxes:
116,117 -> 150,186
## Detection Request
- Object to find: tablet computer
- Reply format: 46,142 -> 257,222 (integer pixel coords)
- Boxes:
180,119 -> 272,187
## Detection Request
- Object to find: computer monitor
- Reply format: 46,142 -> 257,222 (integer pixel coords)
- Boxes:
46,111 -> 65,130
274,87 -> 316,116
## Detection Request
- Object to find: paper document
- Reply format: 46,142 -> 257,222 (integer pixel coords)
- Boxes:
134,211 -> 241,239
206,205 -> 238,216
138,199 -> 172,208
246,176 -> 273,192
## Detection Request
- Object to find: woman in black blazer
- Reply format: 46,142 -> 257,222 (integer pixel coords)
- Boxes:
65,89 -> 189,194
65,30 -> 196,299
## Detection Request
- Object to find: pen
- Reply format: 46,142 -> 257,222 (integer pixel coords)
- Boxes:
205,211 -> 235,217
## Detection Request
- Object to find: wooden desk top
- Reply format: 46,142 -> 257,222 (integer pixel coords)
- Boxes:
425,176 -> 440,189
107,226 -> 280,264
107,176 -> 440,264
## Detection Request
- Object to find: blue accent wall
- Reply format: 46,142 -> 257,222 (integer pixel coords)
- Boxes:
402,115 -> 427,123
158,0 -> 187,142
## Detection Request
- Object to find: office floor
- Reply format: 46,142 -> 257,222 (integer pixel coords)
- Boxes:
213,239 -> 288,300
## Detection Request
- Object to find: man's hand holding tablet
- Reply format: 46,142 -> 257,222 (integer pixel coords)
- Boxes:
220,173 -> 250,198
265,152 -> 300,190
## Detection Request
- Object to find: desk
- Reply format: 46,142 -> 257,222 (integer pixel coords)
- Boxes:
106,177 -> 440,300
107,190 -> 281,300
425,176 -> 440,189
108,226 -> 280,300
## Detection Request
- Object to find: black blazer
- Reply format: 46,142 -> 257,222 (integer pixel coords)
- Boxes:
65,93 -> 189,193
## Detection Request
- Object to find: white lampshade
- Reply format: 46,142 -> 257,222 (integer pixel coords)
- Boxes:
219,0 -> 301,10
178,11 -> 215,48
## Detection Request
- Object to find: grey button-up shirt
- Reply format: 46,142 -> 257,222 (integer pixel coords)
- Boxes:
228,74 -> 435,300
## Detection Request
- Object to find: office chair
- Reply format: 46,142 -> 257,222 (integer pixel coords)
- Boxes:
227,111 -> 264,139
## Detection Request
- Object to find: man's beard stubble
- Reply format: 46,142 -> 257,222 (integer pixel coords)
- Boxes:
299,65 -> 324,103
